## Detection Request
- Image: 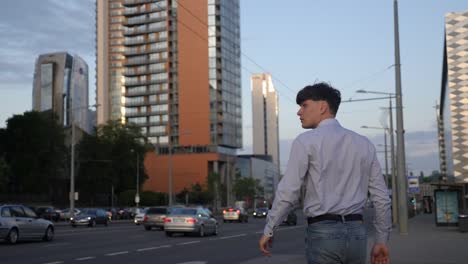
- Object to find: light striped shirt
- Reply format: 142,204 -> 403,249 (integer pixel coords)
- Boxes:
264,118 -> 392,244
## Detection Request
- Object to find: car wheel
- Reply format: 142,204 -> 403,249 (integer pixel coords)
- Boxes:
199,225 -> 205,237
245,217 -> 248,223
144,226 -> 152,231
72,224 -> 77,228
7,228 -> 18,244
104,220 -> 109,227
42,226 -> 54,242
89,220 -> 96,227
213,224 -> 218,236
159,226 -> 164,231
165,231 -> 173,237
223,219 -> 226,223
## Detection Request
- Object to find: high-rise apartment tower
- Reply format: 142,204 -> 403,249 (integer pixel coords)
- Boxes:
32,52 -> 90,133
96,0 -> 242,196
251,73 -> 280,172
440,10 -> 468,184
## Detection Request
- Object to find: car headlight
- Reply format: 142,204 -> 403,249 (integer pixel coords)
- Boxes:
253,212 -> 256,215
70,217 -> 74,221
263,212 -> 266,215
87,217 -> 91,220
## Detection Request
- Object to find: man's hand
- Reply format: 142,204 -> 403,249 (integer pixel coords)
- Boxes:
259,235 -> 273,256
371,243 -> 389,264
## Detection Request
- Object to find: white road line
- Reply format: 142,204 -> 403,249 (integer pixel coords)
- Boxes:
255,231 -> 263,234
105,251 -> 129,256
43,242 -> 70,247
43,262 -> 64,264
75,256 -> 96,261
176,240 -> 201,246
136,245 -> 172,252
219,234 -> 246,240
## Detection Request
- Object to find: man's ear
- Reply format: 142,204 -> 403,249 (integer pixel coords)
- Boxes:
320,101 -> 328,115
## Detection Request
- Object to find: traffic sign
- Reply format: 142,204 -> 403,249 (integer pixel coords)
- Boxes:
408,176 -> 420,193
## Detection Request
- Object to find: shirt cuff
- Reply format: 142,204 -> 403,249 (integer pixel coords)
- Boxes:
375,232 -> 389,244
263,226 -> 274,237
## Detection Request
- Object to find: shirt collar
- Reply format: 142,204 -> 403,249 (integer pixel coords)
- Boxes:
317,118 -> 340,128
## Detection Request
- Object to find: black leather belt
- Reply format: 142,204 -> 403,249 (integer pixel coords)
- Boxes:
307,214 -> 363,225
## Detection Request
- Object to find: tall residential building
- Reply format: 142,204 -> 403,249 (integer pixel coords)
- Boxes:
32,52 -> 90,133
251,73 -> 280,171
440,10 -> 468,184
96,0 -> 242,196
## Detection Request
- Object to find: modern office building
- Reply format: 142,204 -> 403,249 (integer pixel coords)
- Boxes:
96,0 -> 242,197
251,73 -> 280,171
439,10 -> 468,184
32,52 -> 90,133
236,155 -> 279,202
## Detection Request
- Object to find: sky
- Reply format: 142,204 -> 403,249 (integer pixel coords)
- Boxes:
0,0 -> 466,175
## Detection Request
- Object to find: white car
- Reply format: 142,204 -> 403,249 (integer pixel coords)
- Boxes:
0,205 -> 54,244
59,208 -> 81,221
134,208 -> 148,225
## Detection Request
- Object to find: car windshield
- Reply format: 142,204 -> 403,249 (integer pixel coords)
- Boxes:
170,208 -> 197,215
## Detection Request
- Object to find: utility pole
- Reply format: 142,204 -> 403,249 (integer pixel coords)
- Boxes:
389,98 -> 398,226
394,0 -> 408,235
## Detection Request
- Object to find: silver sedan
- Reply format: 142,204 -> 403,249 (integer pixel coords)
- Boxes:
164,207 -> 218,237
0,205 -> 54,244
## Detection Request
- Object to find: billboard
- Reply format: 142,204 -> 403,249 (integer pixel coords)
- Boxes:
434,190 -> 459,226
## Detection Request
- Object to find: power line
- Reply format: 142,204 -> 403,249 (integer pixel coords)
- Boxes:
175,13 -> 297,106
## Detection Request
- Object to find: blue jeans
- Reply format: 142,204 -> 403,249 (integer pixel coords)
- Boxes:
305,220 -> 367,264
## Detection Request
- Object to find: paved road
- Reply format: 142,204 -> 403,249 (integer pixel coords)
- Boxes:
0,215 -> 306,264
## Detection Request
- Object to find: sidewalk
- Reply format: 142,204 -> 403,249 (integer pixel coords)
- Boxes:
242,214 -> 468,264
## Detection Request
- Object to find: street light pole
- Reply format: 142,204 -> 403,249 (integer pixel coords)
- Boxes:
136,152 -> 140,208
70,111 -> 75,220
356,90 -> 398,226
388,98 -> 398,226
394,0 -> 408,235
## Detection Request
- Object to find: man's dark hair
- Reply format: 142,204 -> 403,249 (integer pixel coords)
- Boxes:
296,82 -> 341,115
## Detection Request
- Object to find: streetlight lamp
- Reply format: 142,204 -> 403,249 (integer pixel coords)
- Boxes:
356,89 -> 402,228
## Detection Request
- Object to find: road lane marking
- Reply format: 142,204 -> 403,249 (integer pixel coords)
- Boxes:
43,262 -> 64,264
43,242 -> 70,247
136,245 -> 171,252
75,256 -> 96,261
105,251 -> 129,256
255,231 -> 263,234
176,240 -> 201,246
218,234 -> 246,240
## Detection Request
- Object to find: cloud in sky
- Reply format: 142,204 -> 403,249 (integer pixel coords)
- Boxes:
0,0 -> 95,90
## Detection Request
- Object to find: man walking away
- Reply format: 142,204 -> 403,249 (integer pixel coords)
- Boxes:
259,82 -> 391,264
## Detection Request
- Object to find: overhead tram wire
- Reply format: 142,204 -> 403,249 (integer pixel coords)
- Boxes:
174,1 -> 398,106
173,0 -> 298,98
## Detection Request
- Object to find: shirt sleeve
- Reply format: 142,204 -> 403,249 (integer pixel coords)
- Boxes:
368,151 -> 392,244
263,137 -> 309,237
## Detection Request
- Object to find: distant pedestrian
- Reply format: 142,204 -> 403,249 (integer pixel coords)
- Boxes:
259,82 -> 391,264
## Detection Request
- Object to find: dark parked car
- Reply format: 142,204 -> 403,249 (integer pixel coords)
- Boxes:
70,208 -> 109,227
0,204 -> 54,244
143,207 -> 169,230
35,206 -> 60,222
